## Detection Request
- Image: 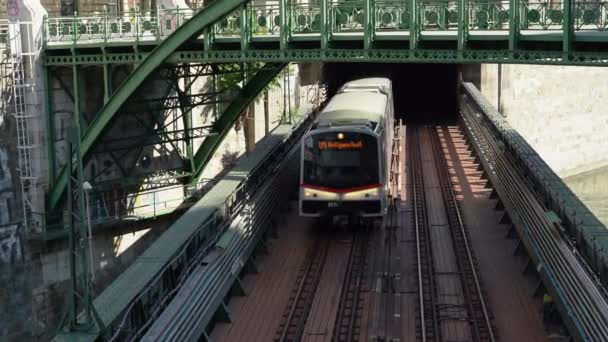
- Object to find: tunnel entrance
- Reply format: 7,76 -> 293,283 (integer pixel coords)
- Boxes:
322,63 -> 460,124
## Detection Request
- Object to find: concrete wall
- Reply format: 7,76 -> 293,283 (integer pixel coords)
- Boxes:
478,64 -> 608,178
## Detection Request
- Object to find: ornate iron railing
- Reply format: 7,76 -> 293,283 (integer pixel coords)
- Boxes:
521,1 -> 564,30
375,0 -> 410,31
468,0 -> 511,30
575,1 -> 608,30
41,1 -> 608,46
44,7 -> 193,45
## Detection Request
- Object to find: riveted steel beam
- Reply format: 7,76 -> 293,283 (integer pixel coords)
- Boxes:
410,0 -> 418,49
563,0 -> 573,56
47,0 -> 251,211
43,67 -> 57,184
46,48 -> 608,67
189,62 -> 287,184
457,0 -> 466,53
509,0 -> 519,50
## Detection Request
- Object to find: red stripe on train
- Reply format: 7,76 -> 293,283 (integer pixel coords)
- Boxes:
301,183 -> 383,194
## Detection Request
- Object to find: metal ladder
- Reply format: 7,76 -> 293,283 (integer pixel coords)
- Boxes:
8,23 -> 39,232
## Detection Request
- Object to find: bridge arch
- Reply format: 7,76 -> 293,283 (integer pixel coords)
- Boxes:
48,0 -> 259,211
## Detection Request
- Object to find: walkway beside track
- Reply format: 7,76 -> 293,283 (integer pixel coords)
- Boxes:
141,129 -> 302,341
461,84 -> 608,340
53,124 -> 298,342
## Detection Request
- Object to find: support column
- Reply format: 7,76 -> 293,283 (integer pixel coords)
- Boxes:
562,0 -> 573,59
61,124 -> 103,333
364,0 -> 373,49
243,64 -> 256,152
321,0 -> 328,49
264,90 -> 269,135
102,62 -> 112,104
279,0 -> 288,50
43,67 -> 57,184
212,68 -> 220,120
409,0 -> 418,49
72,62 -> 82,133
179,67 -> 195,171
203,27 -> 211,51
509,0 -> 519,51
457,0 -> 467,54
241,3 -> 249,51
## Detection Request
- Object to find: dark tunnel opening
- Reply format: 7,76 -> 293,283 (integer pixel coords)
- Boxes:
321,63 -> 460,124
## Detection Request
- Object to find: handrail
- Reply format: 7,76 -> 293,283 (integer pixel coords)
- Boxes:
460,82 -> 608,341
41,1 -> 608,48
99,101 -> 323,341
461,82 -> 608,285
143,126 -> 304,341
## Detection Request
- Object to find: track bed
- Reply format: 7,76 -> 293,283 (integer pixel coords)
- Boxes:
211,124 -> 548,342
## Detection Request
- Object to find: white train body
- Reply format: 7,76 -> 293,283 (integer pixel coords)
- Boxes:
299,77 -> 394,219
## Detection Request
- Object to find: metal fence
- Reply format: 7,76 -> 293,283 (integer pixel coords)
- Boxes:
460,82 -> 608,341
101,104 -> 321,341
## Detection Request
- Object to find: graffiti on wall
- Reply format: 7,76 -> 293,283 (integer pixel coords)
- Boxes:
0,224 -> 21,263
7,0 -> 19,19
0,145 -> 20,264
0,147 -> 11,190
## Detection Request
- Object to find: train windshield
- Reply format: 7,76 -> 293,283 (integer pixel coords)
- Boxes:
303,131 -> 379,189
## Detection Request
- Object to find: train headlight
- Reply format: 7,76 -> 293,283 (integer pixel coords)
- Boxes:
302,187 -> 339,200
343,187 -> 381,200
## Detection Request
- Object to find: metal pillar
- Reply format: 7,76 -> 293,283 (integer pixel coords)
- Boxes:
43,66 -> 57,184
58,124 -> 103,334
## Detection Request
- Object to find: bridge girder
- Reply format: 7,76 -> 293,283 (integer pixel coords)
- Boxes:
190,62 -> 287,184
46,48 -> 608,68
47,0 -> 255,211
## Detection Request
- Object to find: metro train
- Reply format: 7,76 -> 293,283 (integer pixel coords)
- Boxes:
299,77 -> 395,223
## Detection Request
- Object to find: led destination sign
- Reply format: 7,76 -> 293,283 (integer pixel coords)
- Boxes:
318,140 -> 363,150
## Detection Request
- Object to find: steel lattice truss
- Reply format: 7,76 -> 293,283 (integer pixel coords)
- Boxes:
44,61 -> 282,236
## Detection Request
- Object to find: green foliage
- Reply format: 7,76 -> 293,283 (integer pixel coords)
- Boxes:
198,63 -> 286,121
216,63 -> 282,100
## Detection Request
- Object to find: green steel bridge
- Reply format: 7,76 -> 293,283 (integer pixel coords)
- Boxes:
42,0 -> 608,219
19,1 -> 608,340
44,0 -> 608,66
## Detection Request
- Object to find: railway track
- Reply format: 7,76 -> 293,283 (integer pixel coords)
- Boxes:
431,126 -> 495,342
275,238 -> 330,341
410,127 -> 440,342
332,230 -> 369,342
460,88 -> 608,340
411,126 -> 494,342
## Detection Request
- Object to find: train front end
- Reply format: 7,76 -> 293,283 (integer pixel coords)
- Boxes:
299,128 -> 384,218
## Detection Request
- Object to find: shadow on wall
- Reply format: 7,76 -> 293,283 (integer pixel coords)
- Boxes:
322,62 -> 460,123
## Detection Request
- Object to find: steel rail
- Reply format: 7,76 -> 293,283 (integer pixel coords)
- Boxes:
473,121 -> 606,337
107,123 -> 305,341
430,126 -> 495,342
460,80 -> 608,290
460,98 -> 608,341
411,128 -> 427,342
149,149 -> 302,341
332,231 -> 368,342
137,109 -> 321,342
410,128 -> 440,342
277,238 -> 330,342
